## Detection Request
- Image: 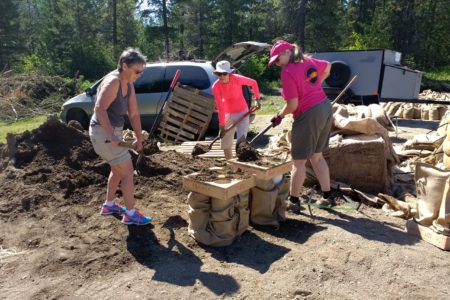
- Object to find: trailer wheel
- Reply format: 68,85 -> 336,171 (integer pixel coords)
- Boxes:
326,61 -> 351,88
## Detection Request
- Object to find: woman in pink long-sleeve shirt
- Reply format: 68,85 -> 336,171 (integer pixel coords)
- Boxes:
212,60 -> 261,159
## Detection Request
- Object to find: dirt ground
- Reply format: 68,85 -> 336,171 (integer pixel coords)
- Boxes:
0,115 -> 449,300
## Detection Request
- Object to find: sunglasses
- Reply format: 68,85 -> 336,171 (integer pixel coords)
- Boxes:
134,69 -> 144,75
274,50 -> 288,64
215,72 -> 228,77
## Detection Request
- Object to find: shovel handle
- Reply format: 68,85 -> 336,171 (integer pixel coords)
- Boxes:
208,105 -> 260,149
249,122 -> 273,145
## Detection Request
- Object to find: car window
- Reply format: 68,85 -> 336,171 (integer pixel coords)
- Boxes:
134,66 -> 165,94
163,66 -> 210,91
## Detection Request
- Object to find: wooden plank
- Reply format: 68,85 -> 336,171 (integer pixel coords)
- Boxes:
166,108 -> 206,127
405,220 -> 450,251
167,102 -> 210,122
174,87 -> 215,109
171,96 -> 212,117
227,158 -> 293,180
183,172 -> 255,200
160,122 -> 196,140
160,129 -> 189,143
162,115 -> 200,135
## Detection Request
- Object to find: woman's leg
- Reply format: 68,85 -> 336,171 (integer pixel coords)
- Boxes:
110,159 -> 135,210
309,152 -> 330,192
223,148 -> 233,160
106,167 -> 122,202
290,159 -> 307,198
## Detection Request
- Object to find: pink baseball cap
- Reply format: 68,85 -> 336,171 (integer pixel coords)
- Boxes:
268,40 -> 294,66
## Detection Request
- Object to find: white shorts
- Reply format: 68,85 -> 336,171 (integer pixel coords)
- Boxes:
89,126 -> 131,165
220,108 -> 250,150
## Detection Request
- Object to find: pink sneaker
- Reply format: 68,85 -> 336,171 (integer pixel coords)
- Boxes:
99,203 -> 126,215
121,210 -> 153,225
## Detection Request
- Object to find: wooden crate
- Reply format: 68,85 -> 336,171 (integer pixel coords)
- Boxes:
159,84 -> 215,144
183,170 -> 255,200
227,158 -> 292,180
405,220 -> 450,251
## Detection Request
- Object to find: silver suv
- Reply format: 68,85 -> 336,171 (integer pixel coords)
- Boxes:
60,41 -> 270,132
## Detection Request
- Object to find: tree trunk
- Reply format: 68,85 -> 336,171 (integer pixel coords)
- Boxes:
298,0 -> 307,50
162,0 -> 170,60
112,0 -> 117,57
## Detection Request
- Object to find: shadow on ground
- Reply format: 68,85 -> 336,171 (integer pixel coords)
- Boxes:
126,220 -> 239,296
305,208 -> 418,246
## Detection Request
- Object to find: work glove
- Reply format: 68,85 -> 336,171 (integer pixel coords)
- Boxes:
219,126 -> 226,138
255,99 -> 262,110
270,114 -> 283,127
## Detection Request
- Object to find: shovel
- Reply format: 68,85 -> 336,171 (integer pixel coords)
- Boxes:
191,104 -> 260,157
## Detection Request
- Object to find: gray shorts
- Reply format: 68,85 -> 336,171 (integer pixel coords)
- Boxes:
291,99 -> 333,160
89,125 -> 131,165
221,108 -> 250,150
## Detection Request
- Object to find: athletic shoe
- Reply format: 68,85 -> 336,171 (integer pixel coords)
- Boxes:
100,203 -> 126,215
121,210 -> 153,225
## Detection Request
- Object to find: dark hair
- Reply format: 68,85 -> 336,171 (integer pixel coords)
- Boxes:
117,48 -> 147,72
289,43 -> 311,64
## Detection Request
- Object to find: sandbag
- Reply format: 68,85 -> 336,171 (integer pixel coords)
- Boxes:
387,102 -> 402,117
236,193 -> 250,235
369,104 -> 391,128
432,178 -> 450,236
402,103 -> 414,119
356,105 -> 372,119
250,176 -> 289,227
429,105 -> 440,121
421,105 -> 430,120
414,163 -> 450,226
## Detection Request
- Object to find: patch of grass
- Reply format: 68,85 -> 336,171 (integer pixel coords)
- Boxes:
423,66 -> 450,83
256,95 -> 285,115
0,115 -> 47,143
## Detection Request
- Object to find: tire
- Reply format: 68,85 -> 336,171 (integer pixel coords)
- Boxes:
325,61 -> 351,88
66,109 -> 89,130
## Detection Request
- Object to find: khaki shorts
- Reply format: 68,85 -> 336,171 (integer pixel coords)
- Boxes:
89,125 -> 131,165
221,108 -> 250,150
291,99 -> 333,160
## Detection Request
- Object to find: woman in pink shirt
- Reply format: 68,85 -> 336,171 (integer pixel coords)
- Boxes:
268,40 -> 334,209
212,60 -> 261,160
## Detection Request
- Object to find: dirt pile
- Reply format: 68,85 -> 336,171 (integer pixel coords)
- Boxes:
236,141 -> 260,162
0,116 -> 222,284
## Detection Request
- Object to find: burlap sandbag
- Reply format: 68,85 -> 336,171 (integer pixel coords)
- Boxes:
250,177 -> 289,227
421,105 -> 430,120
275,177 -> 289,222
429,105 -> 440,120
432,178 -> 450,236
438,106 -> 447,120
387,102 -> 402,117
251,186 -> 279,226
236,193 -> 250,235
369,104 -> 391,128
187,192 -> 212,243
402,103 -> 414,119
332,104 -> 349,118
356,105 -> 372,119
414,163 -> 450,226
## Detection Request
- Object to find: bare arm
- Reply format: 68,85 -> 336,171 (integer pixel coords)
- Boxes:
321,62 -> 331,83
93,76 -> 120,144
127,85 -> 143,152
279,98 -> 298,117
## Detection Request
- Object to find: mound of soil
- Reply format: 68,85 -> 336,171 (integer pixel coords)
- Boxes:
236,141 -> 260,162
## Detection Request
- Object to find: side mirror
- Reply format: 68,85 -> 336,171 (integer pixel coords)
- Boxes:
85,87 -> 96,96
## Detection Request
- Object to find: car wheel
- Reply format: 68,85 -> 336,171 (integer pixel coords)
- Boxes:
325,61 -> 351,88
66,109 -> 89,130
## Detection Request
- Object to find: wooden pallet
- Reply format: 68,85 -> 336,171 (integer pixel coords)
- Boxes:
183,170 -> 255,200
405,220 -> 450,251
176,140 -> 237,158
159,84 -> 215,144
227,158 -> 292,180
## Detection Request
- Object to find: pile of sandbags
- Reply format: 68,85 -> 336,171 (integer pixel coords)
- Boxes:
381,102 -> 447,121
